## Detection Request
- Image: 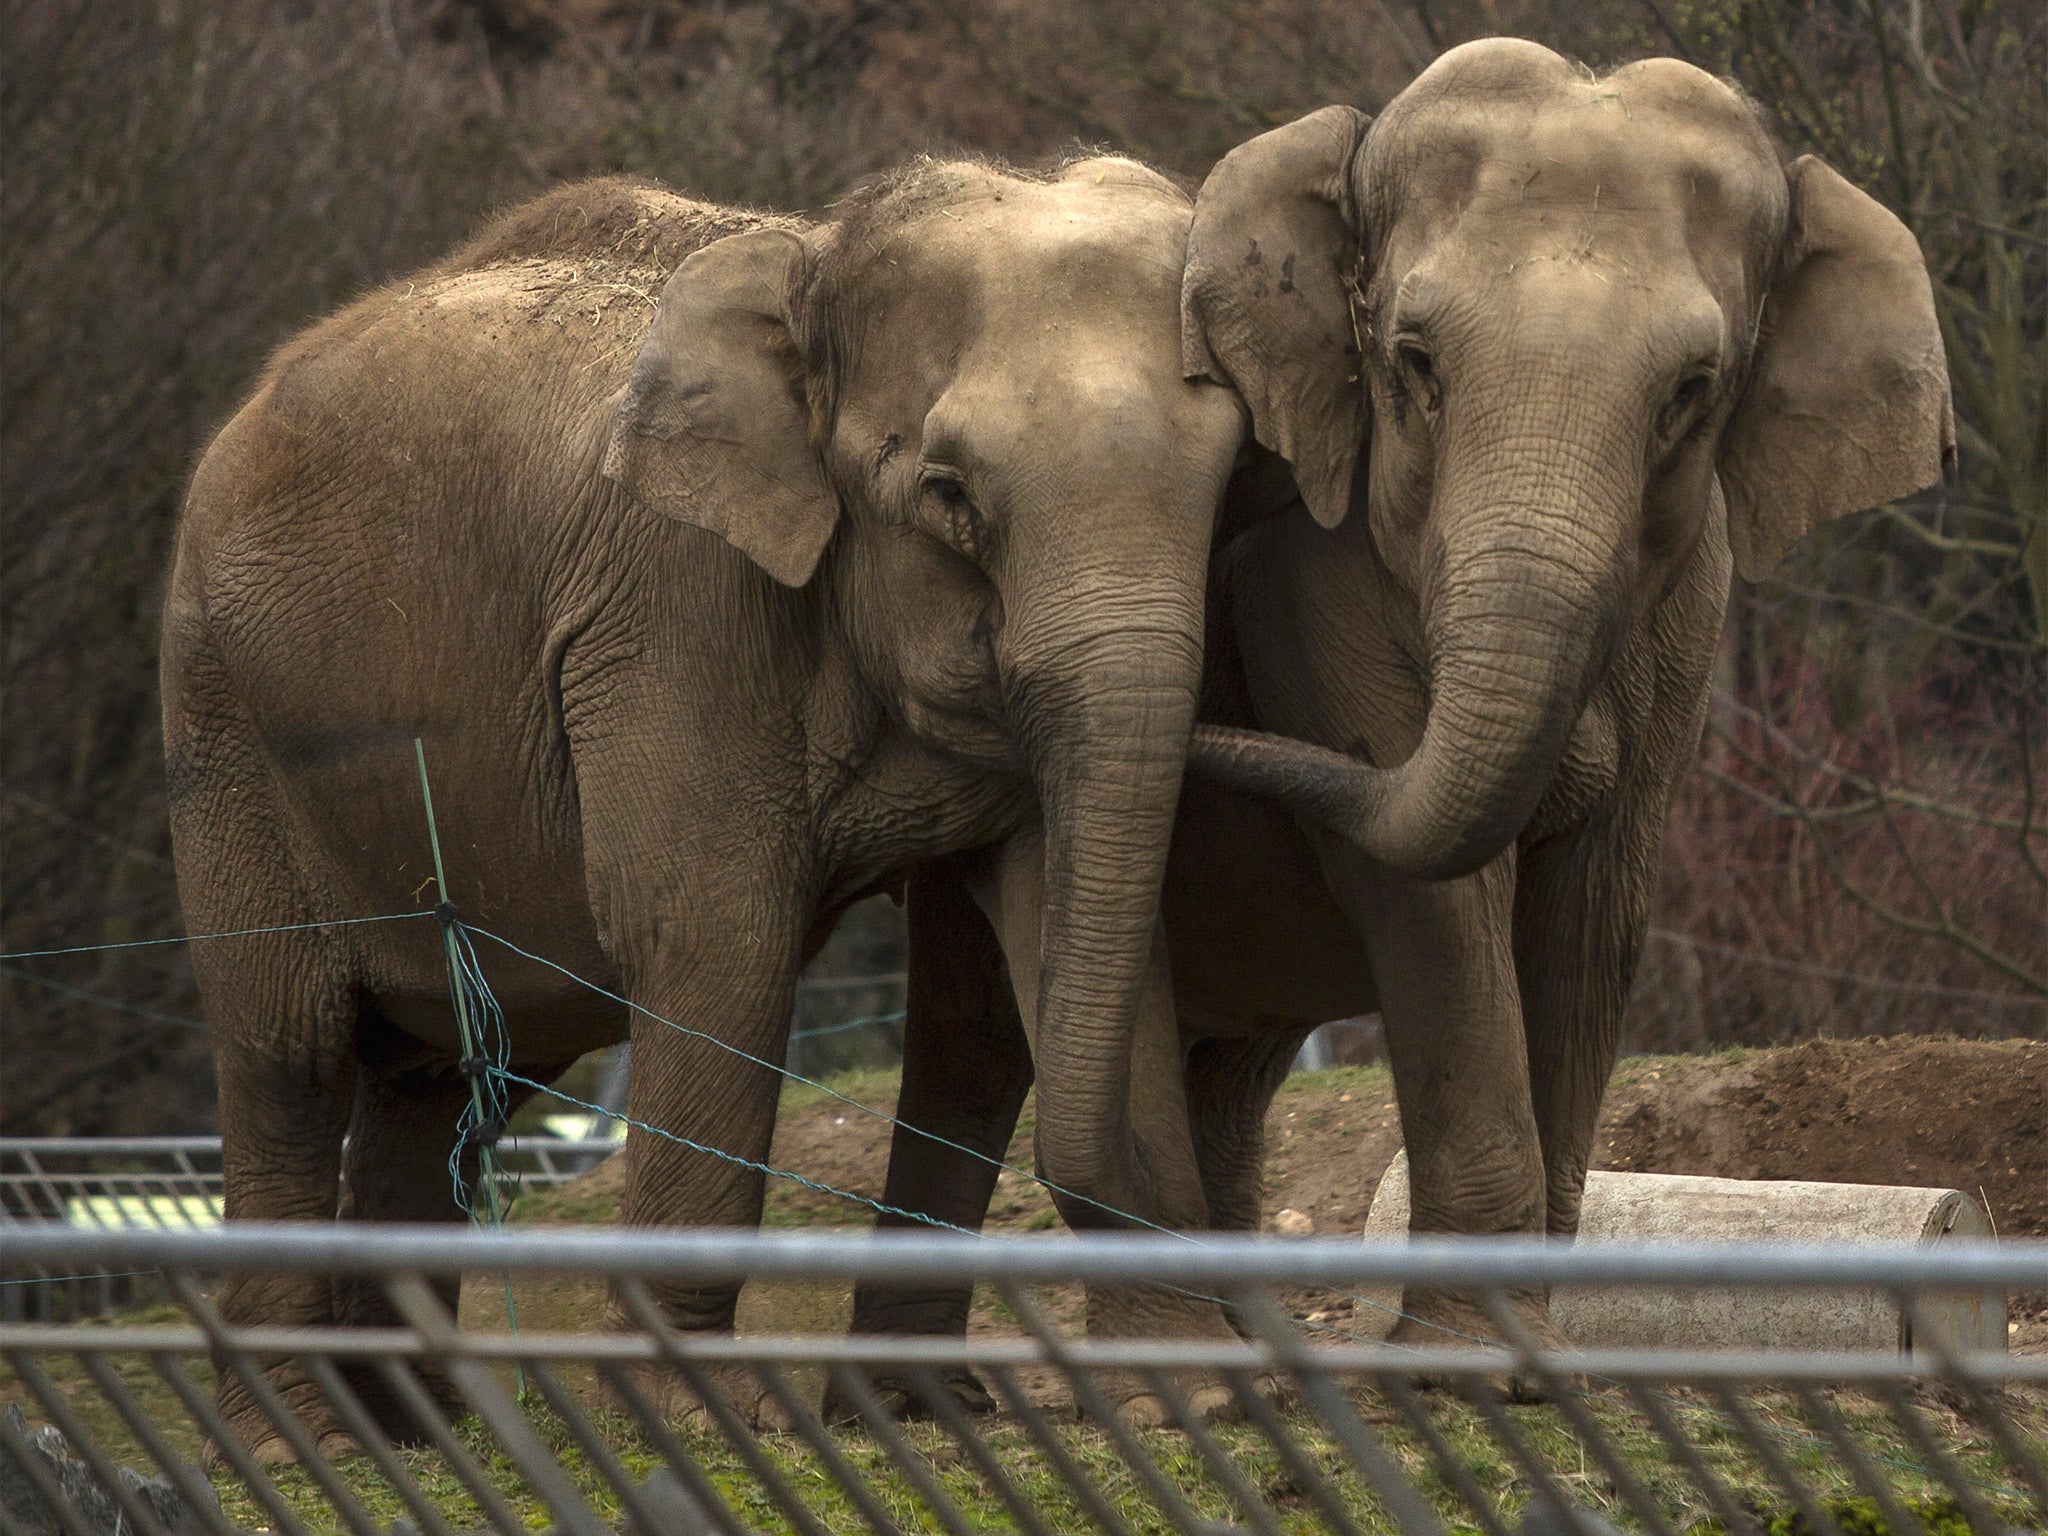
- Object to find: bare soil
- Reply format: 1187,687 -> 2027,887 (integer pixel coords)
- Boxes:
731,1034 -> 2048,1237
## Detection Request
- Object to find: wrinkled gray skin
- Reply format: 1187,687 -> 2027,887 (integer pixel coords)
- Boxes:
162,160 -> 1250,1455
861,38 -> 1952,1389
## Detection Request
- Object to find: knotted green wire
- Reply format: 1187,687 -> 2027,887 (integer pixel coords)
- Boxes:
414,739 -> 522,1364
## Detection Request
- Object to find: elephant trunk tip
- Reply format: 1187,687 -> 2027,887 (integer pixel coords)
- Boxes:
1186,723 -> 1518,882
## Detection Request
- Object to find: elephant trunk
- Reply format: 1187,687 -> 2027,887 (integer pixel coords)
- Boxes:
1007,581 -> 1206,1228
1192,468 -> 1634,882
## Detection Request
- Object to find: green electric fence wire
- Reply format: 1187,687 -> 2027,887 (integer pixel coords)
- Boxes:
462,923 -> 1200,1241
413,738 -> 524,1371
0,963 -> 208,1030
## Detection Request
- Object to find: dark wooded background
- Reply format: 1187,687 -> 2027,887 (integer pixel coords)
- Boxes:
3,0 -> 2040,1132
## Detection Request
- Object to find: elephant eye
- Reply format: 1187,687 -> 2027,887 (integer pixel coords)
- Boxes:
924,473 -> 988,563
1396,341 -> 1440,411
1659,370 -> 1716,440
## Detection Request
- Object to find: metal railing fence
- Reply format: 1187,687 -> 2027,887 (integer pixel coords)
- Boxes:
0,1139 -> 621,1324
3,1225 -> 2043,1535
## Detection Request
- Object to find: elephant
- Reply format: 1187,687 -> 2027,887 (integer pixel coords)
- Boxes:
853,37 -> 1953,1389
160,157 -> 1260,1457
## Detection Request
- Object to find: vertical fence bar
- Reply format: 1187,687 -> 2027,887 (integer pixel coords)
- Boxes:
900,1361 -> 1059,1536
1479,1292 -> 1685,1536
1139,1365 -> 1287,1536
4,1231 -> 2048,1536
1371,1368 -> 1514,1536
1874,1380 -> 2013,1536
1704,1382 -> 1845,1536
1221,1364 -> 1372,1536
370,1354 -> 537,1535
1898,1290 -> 2048,1511
824,1362 -> 980,1536
615,1280 -> 842,1536
1617,1380 -> 1764,1536
1230,1288 -> 1454,1536
79,1349 -> 262,1536
753,1359 -> 914,1536
594,1363 -> 772,1536
161,1272 -> 389,1536
983,1361 -> 1139,1536
302,1354 -> 466,1536
1792,1383 -> 1932,1536
524,1359 -> 672,1534
384,1271 -> 608,1536
1455,1369 -> 1612,1536
153,1346 -> 392,1536
998,1279 -> 1216,1536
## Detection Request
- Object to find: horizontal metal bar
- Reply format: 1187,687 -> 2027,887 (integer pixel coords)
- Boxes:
0,1137 -> 223,1156
797,973 -> 907,990
3,1319 -> 2035,1387
6,1222 -> 2044,1288
0,1135 -> 609,1162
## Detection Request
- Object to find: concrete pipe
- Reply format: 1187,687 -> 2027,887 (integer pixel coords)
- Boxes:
1357,1151 -> 2006,1354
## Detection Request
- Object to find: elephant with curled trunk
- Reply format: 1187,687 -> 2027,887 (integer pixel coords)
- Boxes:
162,158 -> 1257,1456
863,37 -> 1952,1379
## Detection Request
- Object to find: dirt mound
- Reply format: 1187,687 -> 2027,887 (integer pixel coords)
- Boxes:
1596,1037 -> 2048,1237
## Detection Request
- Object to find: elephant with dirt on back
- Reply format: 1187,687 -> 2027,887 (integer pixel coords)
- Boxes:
859,38 -> 1954,1388
163,156 -> 1283,1457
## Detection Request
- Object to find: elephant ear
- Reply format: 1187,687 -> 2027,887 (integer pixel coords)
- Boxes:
603,226 -> 839,587
1719,156 -> 1954,581
1182,105 -> 1373,530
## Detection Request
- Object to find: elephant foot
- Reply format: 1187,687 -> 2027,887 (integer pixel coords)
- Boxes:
1096,1366 -> 1278,1427
1108,1383 -> 1180,1429
1385,1288 -> 1578,1404
605,1358 -> 798,1434
204,1428 -> 361,1470
1081,1281 -> 1273,1427
823,1366 -> 995,1426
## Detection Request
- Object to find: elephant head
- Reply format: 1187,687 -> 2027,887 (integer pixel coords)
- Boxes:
603,159 -> 1246,1216
1179,39 -> 1953,879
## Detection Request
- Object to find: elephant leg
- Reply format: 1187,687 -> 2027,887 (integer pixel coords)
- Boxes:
1183,1025 -> 1305,1235
169,661 -> 369,1459
1514,823 -> 1656,1238
199,946 -> 361,1464
1183,1025 -> 1307,1361
602,904 -> 802,1427
329,1020 -> 571,1442
972,828 -> 1245,1425
1324,846 -> 1559,1361
838,856 -> 1032,1421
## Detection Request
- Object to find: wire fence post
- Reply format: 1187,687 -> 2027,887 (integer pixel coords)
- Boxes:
413,739 -> 524,1366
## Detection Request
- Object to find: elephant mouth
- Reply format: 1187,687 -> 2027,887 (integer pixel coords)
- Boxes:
897,693 -> 1026,774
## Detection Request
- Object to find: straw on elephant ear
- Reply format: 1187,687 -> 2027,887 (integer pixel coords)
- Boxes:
1181,105 -> 1374,530
604,226 -> 840,587
1718,156 -> 1955,581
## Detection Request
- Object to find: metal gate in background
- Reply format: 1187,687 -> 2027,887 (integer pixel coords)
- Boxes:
3,1225 -> 2042,1535
0,1138 -> 620,1322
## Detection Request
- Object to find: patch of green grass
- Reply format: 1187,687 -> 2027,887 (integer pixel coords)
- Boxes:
776,1067 -> 902,1118
1274,1064 -> 1393,1103
1723,1495 -> 1984,1535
